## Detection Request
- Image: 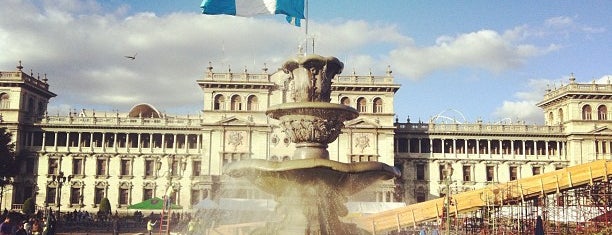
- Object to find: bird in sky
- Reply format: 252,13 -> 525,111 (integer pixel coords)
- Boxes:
124,53 -> 137,60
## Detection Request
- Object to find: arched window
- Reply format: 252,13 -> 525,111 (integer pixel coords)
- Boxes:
0,93 -> 9,109
213,94 -> 225,110
582,105 -> 592,120
340,97 -> 351,106
38,101 -> 46,116
598,105 -> 608,120
548,112 -> 554,124
373,98 -> 383,113
357,98 -> 367,113
28,97 -> 35,114
231,95 -> 242,111
247,95 -> 258,111
558,108 -> 564,124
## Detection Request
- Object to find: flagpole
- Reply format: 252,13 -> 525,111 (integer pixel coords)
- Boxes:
305,0 -> 309,55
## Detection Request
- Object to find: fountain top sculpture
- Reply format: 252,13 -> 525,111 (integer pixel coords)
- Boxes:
282,54 -> 343,103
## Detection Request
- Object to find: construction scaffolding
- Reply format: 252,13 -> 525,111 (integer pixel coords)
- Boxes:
356,160 -> 612,234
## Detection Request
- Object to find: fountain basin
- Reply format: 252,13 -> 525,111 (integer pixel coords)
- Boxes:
224,159 -> 400,234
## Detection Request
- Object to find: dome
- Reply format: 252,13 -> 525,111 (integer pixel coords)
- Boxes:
128,103 -> 161,118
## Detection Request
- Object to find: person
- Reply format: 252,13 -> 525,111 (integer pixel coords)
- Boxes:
419,226 -> 427,235
15,222 -> 27,235
534,215 -> 544,235
0,217 -> 13,235
23,220 -> 31,235
187,219 -> 196,235
146,218 -> 157,235
31,219 -> 41,235
113,218 -> 120,235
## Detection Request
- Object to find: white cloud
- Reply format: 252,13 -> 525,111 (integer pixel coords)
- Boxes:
492,79 -> 551,124
492,76 -> 612,125
596,75 -> 612,83
0,2 -> 415,114
545,16 -> 574,28
1,1 -> 597,120
387,28 -> 557,79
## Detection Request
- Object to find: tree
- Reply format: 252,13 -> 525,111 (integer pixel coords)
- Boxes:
0,127 -> 19,210
0,127 -> 17,177
99,197 -> 112,219
22,197 -> 35,215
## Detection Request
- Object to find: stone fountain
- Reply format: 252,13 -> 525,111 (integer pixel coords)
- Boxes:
224,54 -> 400,234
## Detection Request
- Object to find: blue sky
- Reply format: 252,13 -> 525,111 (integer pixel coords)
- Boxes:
1,0 -> 610,124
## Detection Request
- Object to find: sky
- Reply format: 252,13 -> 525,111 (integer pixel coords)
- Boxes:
0,0 -> 610,124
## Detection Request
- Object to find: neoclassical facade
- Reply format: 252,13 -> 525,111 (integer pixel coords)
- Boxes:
0,60 -> 400,212
396,74 -> 612,204
1,60 -> 609,213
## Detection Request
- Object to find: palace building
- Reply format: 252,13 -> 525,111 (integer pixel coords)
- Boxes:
0,59 -> 609,213
395,74 -> 612,204
0,60 -> 399,212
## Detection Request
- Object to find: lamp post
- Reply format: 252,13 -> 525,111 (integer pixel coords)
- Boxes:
443,163 -> 454,235
51,171 -> 71,219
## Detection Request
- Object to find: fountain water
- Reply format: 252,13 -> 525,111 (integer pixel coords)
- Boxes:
223,54 -> 400,234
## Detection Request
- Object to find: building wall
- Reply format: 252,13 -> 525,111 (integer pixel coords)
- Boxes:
0,60 -> 401,212
3,62 -> 610,213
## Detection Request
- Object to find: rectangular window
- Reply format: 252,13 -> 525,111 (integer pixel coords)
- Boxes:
509,166 -> 518,181
26,158 -> 35,174
191,190 -> 200,206
119,188 -> 129,205
171,159 -> 179,176
96,159 -> 107,176
94,188 -> 104,205
145,160 -> 155,177
192,160 -> 201,176
222,153 -> 248,167
70,187 -> 81,205
143,188 -> 154,201
72,159 -> 83,175
486,166 -> 495,182
48,159 -> 59,175
120,159 -> 131,176
532,166 -> 541,175
46,187 -> 57,204
462,165 -> 471,182
416,164 -> 425,181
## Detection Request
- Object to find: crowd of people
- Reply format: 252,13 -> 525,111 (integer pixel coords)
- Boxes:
0,209 -> 56,235
0,208 -> 209,235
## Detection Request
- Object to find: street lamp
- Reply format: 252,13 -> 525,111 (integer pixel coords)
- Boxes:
51,171 -> 72,218
443,163 -> 454,235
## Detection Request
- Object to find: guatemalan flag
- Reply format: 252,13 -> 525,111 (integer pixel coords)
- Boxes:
201,0 -> 305,26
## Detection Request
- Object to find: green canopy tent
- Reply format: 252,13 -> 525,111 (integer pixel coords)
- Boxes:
127,197 -> 183,210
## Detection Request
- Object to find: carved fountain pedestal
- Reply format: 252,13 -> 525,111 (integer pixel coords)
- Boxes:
225,54 -> 399,235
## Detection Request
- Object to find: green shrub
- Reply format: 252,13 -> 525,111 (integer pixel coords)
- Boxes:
99,198 -> 111,215
22,197 -> 35,215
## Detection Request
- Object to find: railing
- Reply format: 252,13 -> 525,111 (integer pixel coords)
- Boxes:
205,72 -> 270,82
0,71 -> 50,90
11,204 -> 46,212
544,82 -> 612,99
201,71 -> 396,85
395,122 -> 564,134
39,116 -> 203,128
333,75 -> 394,84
